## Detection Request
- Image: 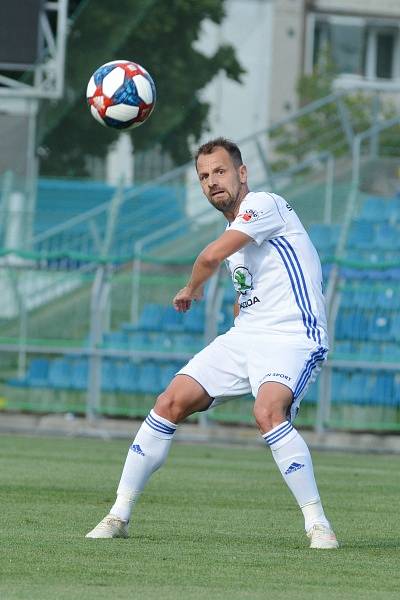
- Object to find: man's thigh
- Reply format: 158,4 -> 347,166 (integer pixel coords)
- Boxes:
247,334 -> 328,420
177,331 -> 251,399
154,374 -> 213,422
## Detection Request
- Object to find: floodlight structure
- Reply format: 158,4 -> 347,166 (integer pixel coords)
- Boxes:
0,0 -> 69,100
0,0 -> 69,245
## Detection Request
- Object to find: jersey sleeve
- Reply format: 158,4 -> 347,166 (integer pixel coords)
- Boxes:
229,192 -> 286,246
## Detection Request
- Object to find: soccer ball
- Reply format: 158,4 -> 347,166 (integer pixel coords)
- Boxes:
86,60 -> 156,130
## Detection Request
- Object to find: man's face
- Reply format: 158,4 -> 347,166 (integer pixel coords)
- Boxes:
196,147 -> 247,213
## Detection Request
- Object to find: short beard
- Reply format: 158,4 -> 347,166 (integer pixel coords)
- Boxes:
208,193 -> 237,213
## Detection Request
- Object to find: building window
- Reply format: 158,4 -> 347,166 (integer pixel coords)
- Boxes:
376,30 -> 395,79
307,14 -> 400,82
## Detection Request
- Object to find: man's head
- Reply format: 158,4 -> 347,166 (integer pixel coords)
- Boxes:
195,137 -> 248,217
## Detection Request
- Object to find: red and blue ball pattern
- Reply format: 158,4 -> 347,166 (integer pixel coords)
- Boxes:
86,60 -> 156,130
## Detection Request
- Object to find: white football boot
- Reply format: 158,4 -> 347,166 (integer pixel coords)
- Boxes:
307,524 -> 339,549
85,514 -> 129,539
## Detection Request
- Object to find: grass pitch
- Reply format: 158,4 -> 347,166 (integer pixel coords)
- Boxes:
0,433 -> 399,600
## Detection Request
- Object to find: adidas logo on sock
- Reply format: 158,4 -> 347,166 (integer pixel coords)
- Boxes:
284,461 -> 305,475
130,444 -> 145,456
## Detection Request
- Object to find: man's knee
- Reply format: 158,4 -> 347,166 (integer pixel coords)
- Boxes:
253,383 -> 293,433
154,390 -> 186,424
253,401 -> 287,432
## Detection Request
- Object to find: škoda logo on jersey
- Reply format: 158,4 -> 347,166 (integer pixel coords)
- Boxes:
233,266 -> 253,294
237,208 -> 260,223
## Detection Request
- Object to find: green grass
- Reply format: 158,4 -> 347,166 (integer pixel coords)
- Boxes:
0,435 -> 399,600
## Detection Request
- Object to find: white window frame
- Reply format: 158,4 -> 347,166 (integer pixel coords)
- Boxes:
305,12 -> 400,90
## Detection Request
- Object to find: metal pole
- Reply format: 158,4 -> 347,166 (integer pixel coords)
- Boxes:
130,241 -> 143,324
324,154 -> 334,225
369,93 -> 380,158
87,266 -> 106,420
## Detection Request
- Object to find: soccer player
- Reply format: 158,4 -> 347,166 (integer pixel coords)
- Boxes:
86,137 -> 339,549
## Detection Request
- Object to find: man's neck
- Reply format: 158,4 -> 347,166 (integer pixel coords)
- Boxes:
224,185 -> 249,223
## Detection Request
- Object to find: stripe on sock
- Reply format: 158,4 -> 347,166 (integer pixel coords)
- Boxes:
263,421 -> 294,446
145,412 -> 176,435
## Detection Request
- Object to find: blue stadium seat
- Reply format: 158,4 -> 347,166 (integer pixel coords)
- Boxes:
161,306 -> 184,332
182,303 -> 205,333
369,373 -> 395,406
115,360 -> 139,393
125,330 -> 150,350
347,220 -> 375,249
8,357 -> 50,388
332,341 -> 354,357
48,358 -> 72,389
71,358 -> 89,390
169,332 -> 202,354
390,314 -> 400,342
101,359 -> 118,392
331,371 -> 347,404
358,197 -> 388,222
223,284 -> 236,304
149,332 -> 175,352
136,304 -> 164,331
385,197 -> 400,223
137,362 -> 161,394
375,223 -> 400,250
308,223 -> 340,254
339,289 -> 354,309
368,314 -> 392,342
159,362 -> 185,389
26,358 -> 50,387
218,305 -> 233,334
102,332 -> 129,349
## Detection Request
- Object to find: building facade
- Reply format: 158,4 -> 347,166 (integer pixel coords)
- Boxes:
198,0 -> 400,142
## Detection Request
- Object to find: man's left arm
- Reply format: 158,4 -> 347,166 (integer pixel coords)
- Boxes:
173,229 -> 251,312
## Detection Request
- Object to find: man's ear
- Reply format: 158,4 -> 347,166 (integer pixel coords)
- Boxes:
239,164 -> 247,183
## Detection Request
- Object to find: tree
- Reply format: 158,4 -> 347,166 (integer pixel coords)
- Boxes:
38,0 -> 244,177
270,48 -> 400,172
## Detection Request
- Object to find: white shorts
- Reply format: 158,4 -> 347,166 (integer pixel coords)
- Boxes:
177,328 -> 328,421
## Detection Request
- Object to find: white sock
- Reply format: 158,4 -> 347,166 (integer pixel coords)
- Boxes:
263,420 -> 330,532
110,409 -> 177,522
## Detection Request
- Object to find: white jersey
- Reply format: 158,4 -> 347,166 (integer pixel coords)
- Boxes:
226,191 -> 328,347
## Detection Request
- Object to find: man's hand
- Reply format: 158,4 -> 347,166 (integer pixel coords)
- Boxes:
173,286 -> 203,313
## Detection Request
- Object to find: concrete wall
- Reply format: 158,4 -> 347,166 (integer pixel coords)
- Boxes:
269,0 -> 305,123
195,0 -> 274,142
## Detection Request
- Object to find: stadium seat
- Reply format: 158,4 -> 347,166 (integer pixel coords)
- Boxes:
368,314 -> 392,342
48,358 -> 72,389
115,360 -> 140,393
136,303 -> 164,331
358,197 -> 388,222
308,223 -> 340,255
169,332 -> 202,354
375,223 -> 400,250
182,303 -> 205,333
26,358 -> 50,388
137,362 -> 161,394
161,306 -> 184,332
385,197 -> 400,223
101,359 -> 118,392
7,358 -> 50,388
159,362 -> 185,389
102,332 -> 129,349
71,358 -> 89,390
347,220 -> 375,249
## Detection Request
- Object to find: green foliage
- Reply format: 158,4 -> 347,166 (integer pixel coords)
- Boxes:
39,0 -> 244,177
270,49 -> 400,171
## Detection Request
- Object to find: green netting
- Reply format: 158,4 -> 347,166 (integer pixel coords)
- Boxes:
0,250 -> 399,431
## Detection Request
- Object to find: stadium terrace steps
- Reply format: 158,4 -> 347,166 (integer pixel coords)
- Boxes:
4,194 -> 400,417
